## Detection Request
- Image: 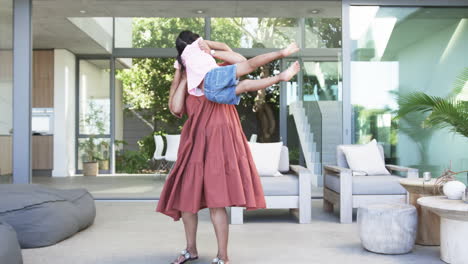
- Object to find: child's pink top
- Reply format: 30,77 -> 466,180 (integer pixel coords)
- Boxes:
174,37 -> 219,96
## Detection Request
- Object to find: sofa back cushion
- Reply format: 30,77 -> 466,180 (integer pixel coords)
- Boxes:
248,142 -> 283,176
337,141 -> 385,168
337,140 -> 389,175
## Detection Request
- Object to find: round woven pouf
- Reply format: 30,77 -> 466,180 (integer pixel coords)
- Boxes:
358,203 -> 417,254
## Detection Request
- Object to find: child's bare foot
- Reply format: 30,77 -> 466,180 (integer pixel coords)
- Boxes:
279,61 -> 300,81
280,43 -> 300,57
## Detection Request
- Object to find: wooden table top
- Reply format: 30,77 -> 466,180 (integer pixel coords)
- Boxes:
418,196 -> 468,221
399,178 -> 442,195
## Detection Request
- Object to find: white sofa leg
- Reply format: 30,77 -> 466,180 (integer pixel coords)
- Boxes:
299,196 -> 311,224
340,205 -> 352,224
230,207 -> 244,224
339,170 -> 353,224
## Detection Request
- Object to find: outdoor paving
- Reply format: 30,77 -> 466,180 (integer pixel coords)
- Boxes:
22,200 -> 443,264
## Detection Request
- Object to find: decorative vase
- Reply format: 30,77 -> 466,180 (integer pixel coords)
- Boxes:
83,162 -> 98,176
443,181 -> 466,200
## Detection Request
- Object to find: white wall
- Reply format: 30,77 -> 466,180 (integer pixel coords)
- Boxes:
52,49 -> 76,177
68,17 -> 113,53
114,18 -> 133,48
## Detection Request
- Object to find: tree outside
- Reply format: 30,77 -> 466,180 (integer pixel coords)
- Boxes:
115,18 -> 282,173
115,17 -> 341,173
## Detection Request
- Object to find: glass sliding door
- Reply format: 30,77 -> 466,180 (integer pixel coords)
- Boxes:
302,59 -> 342,171
77,58 -> 111,174
349,7 -> 468,180
114,57 -> 185,175
115,17 -> 205,48
0,0 -> 13,183
211,18 -> 299,48
302,60 -> 341,101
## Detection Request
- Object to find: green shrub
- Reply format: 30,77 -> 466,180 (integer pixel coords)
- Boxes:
115,150 -> 148,174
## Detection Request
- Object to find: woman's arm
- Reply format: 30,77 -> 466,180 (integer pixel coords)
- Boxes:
168,69 -> 186,118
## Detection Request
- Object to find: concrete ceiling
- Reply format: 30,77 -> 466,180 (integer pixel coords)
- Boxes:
31,0 -> 341,54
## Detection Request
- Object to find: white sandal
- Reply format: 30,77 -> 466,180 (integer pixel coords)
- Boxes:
212,257 -> 227,264
171,249 -> 198,264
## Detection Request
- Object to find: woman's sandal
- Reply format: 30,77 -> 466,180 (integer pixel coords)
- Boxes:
212,257 -> 228,264
171,249 -> 198,264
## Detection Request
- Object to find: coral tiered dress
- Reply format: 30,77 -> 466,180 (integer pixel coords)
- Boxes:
156,94 -> 266,221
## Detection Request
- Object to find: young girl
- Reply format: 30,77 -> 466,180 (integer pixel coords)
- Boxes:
174,30 -> 300,105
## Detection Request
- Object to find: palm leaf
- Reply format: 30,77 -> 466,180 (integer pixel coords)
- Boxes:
396,92 -> 468,138
451,67 -> 468,97
395,92 -> 442,119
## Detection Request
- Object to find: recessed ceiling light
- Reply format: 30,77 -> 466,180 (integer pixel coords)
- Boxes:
80,10 -> 87,14
309,9 -> 321,14
195,10 -> 204,14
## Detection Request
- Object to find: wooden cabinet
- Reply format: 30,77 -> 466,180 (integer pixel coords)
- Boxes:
32,136 -> 53,170
32,50 -> 54,172
33,50 -> 54,108
0,136 -> 12,175
0,51 -> 13,81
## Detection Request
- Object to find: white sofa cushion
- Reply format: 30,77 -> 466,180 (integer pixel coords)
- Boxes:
260,174 -> 299,196
248,142 -> 283,177
325,174 -> 406,195
341,139 -> 390,175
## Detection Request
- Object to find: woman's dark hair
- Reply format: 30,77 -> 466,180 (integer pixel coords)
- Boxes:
176,30 -> 200,71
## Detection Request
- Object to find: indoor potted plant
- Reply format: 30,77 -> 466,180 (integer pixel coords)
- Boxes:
79,136 -> 100,176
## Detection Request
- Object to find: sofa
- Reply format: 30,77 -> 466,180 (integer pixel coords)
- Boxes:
323,143 -> 418,223
230,144 -> 312,224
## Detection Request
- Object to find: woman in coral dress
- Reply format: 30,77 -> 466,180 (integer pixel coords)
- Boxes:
156,32 -> 267,264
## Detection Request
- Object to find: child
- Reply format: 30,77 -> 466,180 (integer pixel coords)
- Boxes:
174,30 -> 300,105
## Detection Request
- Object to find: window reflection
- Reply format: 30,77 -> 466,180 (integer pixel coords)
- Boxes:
350,6 -> 468,178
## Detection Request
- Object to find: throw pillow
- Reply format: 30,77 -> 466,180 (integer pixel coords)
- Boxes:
341,139 -> 390,175
248,142 -> 283,177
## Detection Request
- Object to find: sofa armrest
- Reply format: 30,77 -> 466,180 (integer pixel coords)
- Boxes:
323,165 -> 352,176
385,164 -> 419,179
290,165 -> 312,196
289,165 -> 312,223
324,165 -> 353,223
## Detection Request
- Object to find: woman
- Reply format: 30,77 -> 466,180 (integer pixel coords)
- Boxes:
156,32 -> 267,264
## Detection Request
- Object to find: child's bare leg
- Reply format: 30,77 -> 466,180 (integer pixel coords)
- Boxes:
236,61 -> 300,95
235,43 -> 299,78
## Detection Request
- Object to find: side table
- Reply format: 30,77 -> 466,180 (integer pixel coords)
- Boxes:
399,178 -> 442,245
418,196 -> 468,264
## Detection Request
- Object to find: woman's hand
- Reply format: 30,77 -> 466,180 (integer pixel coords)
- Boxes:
199,40 -> 211,54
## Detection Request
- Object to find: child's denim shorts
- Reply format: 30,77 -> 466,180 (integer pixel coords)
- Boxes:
204,64 -> 241,105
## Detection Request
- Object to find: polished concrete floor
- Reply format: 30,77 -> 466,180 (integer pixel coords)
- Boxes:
22,201 -> 442,264
2,175 -> 325,199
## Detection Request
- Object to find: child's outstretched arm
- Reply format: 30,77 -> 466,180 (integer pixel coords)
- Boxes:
199,40 -> 247,64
